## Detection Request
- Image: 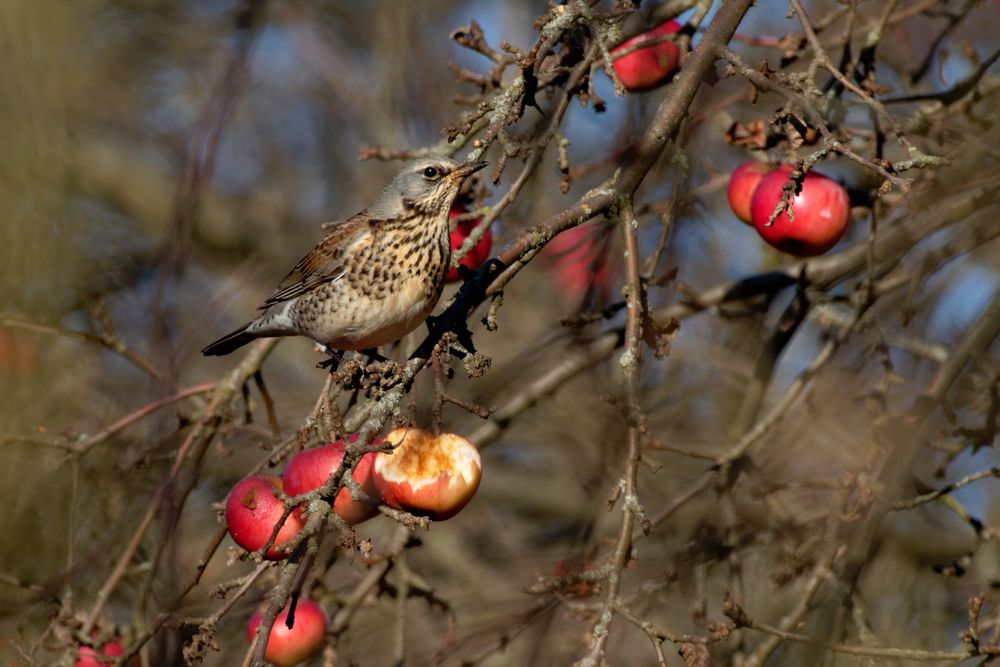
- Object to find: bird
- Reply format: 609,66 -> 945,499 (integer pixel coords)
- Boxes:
202,156 -> 488,360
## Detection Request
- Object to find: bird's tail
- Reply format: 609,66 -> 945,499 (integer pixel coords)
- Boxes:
202,324 -> 256,356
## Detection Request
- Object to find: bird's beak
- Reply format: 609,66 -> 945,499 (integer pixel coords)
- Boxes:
448,160 -> 489,180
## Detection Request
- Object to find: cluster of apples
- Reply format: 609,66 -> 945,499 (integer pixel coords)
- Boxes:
727,162 -> 851,257
224,428 -> 483,560
224,428 -> 481,665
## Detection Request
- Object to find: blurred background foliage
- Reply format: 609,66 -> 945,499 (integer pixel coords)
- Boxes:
1,0 -> 999,665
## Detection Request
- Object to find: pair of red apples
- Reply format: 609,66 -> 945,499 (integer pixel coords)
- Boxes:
611,19 -> 851,256
727,162 -> 851,256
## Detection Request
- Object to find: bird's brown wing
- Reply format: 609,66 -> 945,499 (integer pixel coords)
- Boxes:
258,215 -> 377,308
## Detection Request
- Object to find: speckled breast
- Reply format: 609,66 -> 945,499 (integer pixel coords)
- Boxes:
315,219 -> 450,350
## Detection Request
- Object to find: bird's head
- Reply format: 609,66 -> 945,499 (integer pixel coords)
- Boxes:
367,156 -> 488,219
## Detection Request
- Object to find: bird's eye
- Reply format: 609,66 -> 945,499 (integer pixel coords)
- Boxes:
422,166 -> 441,179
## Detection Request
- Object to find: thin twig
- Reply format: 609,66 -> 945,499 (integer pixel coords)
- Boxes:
0,315 -> 163,382
72,383 -> 215,454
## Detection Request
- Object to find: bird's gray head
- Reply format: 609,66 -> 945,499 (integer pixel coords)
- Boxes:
365,156 -> 488,219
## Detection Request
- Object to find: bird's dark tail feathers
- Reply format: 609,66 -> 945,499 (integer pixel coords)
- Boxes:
202,324 -> 256,356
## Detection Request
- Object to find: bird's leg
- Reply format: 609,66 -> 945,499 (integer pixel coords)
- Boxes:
317,347 -> 343,372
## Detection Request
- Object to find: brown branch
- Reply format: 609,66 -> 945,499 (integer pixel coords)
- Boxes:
330,524 -> 411,634
829,289 -> 1000,648
82,339 -> 278,635
742,545 -> 846,666
117,524 -> 231,666
71,383 -> 214,454
470,189 -> 997,461
732,610 -> 970,661
904,0 -> 979,87
153,0 -> 267,304
925,291 -> 1000,405
788,0 -> 910,149
252,370 -> 281,438
468,334 -> 620,449
716,46 -> 915,192
645,200 -> 998,529
485,0 -> 756,296
578,198 -> 645,666
451,42 -> 601,268
894,466 -> 1000,511
242,548 -> 307,667
0,314 -> 163,382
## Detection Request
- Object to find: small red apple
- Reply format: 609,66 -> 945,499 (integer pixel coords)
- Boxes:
282,435 -> 381,525
610,20 -> 682,92
544,225 -> 612,303
247,599 -> 327,667
446,203 -> 492,282
750,166 -> 850,257
225,475 -> 304,560
373,428 -> 482,521
727,161 -> 773,224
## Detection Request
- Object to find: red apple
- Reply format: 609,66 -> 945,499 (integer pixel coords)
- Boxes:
373,428 -> 482,521
446,203 -> 492,282
247,599 -> 327,667
610,20 -> 682,92
282,435 -> 381,525
225,475 -> 304,560
727,161 -> 773,224
750,166 -> 850,256
543,225 -> 612,303
75,641 -> 124,667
